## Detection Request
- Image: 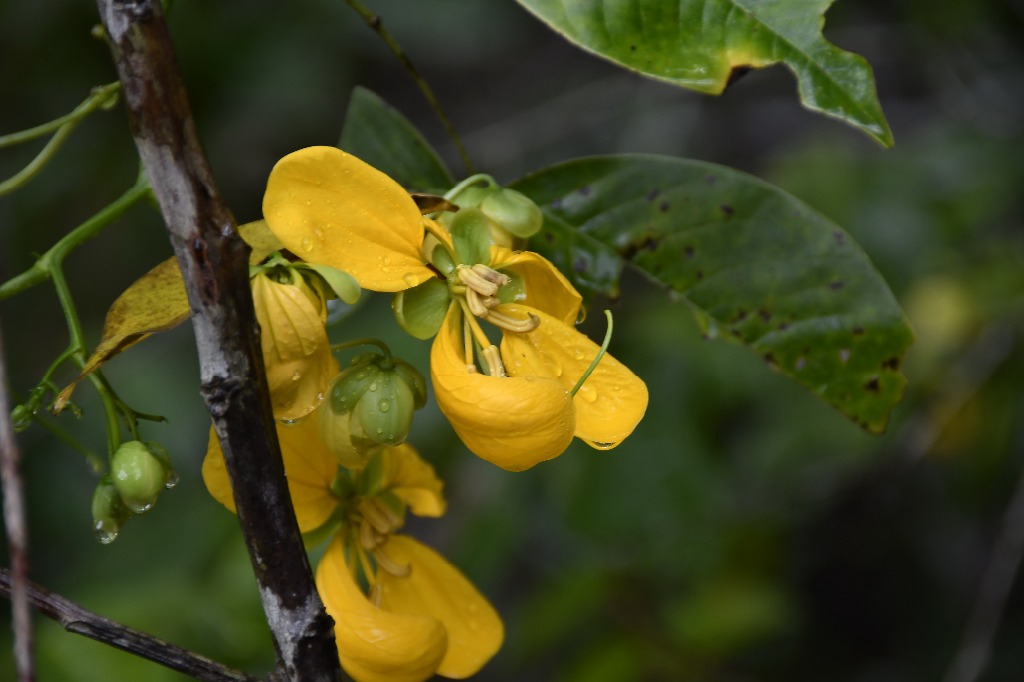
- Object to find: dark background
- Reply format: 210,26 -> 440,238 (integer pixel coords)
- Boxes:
2,1 -> 1023,680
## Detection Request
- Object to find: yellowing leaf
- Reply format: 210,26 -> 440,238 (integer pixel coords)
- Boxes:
55,221 -> 282,409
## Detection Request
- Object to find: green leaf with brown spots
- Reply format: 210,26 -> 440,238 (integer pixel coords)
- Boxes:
512,155 -> 913,433
515,0 -> 893,147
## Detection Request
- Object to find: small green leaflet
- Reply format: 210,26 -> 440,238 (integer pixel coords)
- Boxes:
516,0 -> 893,146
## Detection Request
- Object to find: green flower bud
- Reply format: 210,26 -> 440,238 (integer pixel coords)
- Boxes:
110,440 -> 173,514
92,475 -> 130,544
322,354 -> 426,459
480,188 -> 543,238
350,368 -> 416,449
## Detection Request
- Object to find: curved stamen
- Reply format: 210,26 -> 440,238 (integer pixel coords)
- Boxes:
485,308 -> 540,333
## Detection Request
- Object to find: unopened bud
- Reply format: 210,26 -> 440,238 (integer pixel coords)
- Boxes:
480,188 -> 543,238
92,475 -> 130,544
110,440 -> 173,514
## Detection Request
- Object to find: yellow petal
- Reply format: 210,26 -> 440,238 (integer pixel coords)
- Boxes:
201,417 -> 338,532
55,220 -> 282,410
498,304 -> 648,450
379,444 -> 446,518
430,306 -> 575,471
263,146 -> 435,292
317,538 -> 447,682
377,536 -> 503,679
490,248 -> 583,325
251,272 -> 337,420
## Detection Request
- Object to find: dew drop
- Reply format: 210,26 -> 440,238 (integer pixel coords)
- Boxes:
577,384 -> 598,403
94,523 -> 118,544
378,399 -> 391,413
300,236 -> 314,252
164,472 -> 180,489
375,426 -> 384,435
368,382 -> 378,392
402,273 -> 419,286
313,227 -> 324,238
291,371 -> 302,382
573,348 -> 585,360
280,417 -> 301,425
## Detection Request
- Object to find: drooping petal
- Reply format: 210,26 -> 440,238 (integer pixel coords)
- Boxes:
498,304 -> 648,450
377,535 -> 504,680
251,271 -> 337,420
379,444 -> 446,518
317,538 -> 447,682
263,146 -> 435,292
202,417 -> 338,532
430,306 -> 575,471
490,248 -> 582,325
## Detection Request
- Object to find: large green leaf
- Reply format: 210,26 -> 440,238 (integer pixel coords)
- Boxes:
512,155 -> 913,432
516,0 -> 893,147
339,86 -> 454,191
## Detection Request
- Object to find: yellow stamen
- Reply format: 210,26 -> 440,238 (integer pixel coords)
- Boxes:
485,308 -> 540,333
466,288 -> 489,317
457,265 -> 499,297
482,345 -> 507,377
374,544 -> 412,578
470,263 -> 511,287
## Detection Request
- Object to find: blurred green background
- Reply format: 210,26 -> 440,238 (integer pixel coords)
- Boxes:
2,0 -> 1023,680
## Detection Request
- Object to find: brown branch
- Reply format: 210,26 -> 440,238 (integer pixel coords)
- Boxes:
0,320 -> 33,682
92,2 -> 340,681
0,568 -> 256,682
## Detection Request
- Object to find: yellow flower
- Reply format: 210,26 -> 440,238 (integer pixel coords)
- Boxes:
202,422 -> 503,682
251,268 -> 337,420
262,146 -> 648,471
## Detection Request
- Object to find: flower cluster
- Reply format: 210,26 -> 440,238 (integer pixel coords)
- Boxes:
204,146 -> 648,681
262,146 -> 649,470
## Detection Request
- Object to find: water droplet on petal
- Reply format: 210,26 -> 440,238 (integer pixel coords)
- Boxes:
164,472 -> 180,489
291,371 -> 302,382
375,426 -> 384,435
577,384 -> 598,403
300,236 -> 314,252
368,383 -> 378,392
402,273 -> 419,286
378,399 -> 391,413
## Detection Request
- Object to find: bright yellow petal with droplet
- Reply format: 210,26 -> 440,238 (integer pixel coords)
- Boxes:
263,146 -> 434,292
252,272 -> 337,420
430,306 -> 575,471
317,538 -> 447,682
490,248 -> 582,325
377,536 -> 503,679
498,304 -> 648,450
379,444 -> 446,518
201,417 -> 337,532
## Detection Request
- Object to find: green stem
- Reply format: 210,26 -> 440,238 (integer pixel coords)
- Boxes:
0,178 -> 151,300
0,82 -> 120,148
0,83 -> 122,196
342,0 -> 476,175
443,174 -> 497,202
330,338 -> 392,359
49,267 -> 121,454
570,310 -> 614,397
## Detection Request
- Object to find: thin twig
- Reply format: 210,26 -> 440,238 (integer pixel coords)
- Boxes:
0,569 -> 257,682
0,322 -> 33,682
93,2 -> 340,680
342,0 -> 476,175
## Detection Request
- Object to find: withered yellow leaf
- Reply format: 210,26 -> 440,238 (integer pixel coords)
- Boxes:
55,221 -> 282,410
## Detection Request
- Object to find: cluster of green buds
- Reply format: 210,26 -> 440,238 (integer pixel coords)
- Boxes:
91,440 -> 177,543
319,348 -> 427,469
443,175 -> 544,250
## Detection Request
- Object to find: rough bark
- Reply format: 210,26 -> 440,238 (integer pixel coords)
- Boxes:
93,2 -> 341,680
